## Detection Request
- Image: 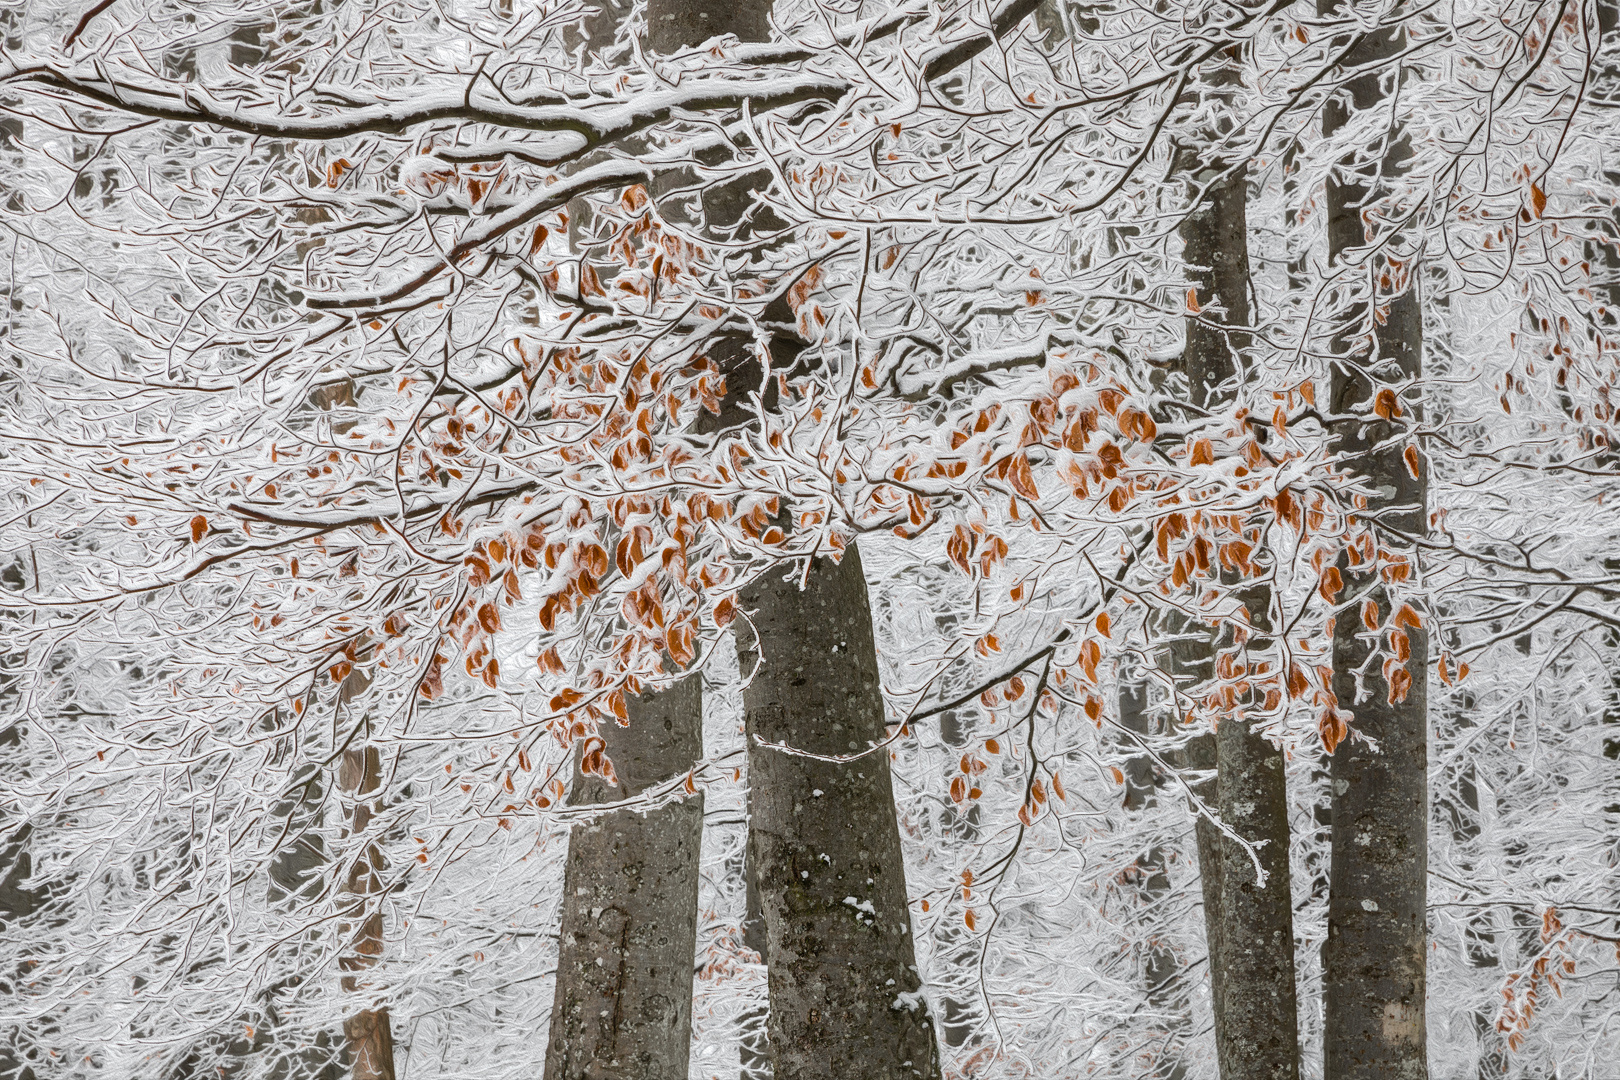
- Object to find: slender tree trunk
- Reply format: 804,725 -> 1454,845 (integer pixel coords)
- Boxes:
1586,1 -> 1620,351
337,741 -> 396,1080
1174,37 -> 1300,1080
1319,11 -> 1429,1079
1164,632 -> 1232,1067
739,547 -> 941,1080
0,633 -> 42,1080
545,677 -> 705,1080
1116,668 -> 1188,1079
331,655 -> 396,1080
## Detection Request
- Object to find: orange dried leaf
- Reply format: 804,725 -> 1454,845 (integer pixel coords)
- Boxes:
1387,666 -> 1412,704
1320,708 -> 1348,755
1009,454 -> 1039,500
1362,599 -> 1380,630
1318,565 -> 1344,603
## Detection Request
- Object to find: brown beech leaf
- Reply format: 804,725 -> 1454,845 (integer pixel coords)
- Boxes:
1393,603 -> 1423,630
1320,708 -> 1348,755
1387,666 -> 1413,704
190,515 -> 208,543
1318,565 -> 1344,603
1008,454 -> 1039,500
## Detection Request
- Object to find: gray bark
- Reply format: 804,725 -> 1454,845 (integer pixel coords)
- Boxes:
1116,670 -> 1188,1079
545,676 -> 704,1080
541,2 -> 709,1072
338,742 -> 396,1080
0,651 -> 41,1080
739,547 -> 941,1080
639,0 -> 941,1075
1162,629 -> 1226,1065
1175,39 -> 1301,1080
1319,11 -> 1429,1080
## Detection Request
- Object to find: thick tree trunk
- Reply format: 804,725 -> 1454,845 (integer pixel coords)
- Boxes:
545,676 -> 704,1080
541,3 -> 708,1070
1210,653 -> 1297,1080
639,0 -> 941,1076
739,547 -> 941,1080
1319,13 -> 1429,1080
1168,30 -> 1312,1076
1175,41 -> 1300,1080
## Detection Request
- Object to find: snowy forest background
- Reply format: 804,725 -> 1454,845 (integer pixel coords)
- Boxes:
2,0 -> 1620,1077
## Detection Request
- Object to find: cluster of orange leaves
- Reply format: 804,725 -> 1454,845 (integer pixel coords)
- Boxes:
1495,907 -> 1575,1053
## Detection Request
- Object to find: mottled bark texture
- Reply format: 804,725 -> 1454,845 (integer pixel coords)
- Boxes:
545,676 -> 704,1080
542,3 -> 708,1073
1210,658 -> 1297,1080
641,0 -> 941,1076
739,547 -> 941,1080
1319,11 -> 1429,1080
1175,39 -> 1300,1080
